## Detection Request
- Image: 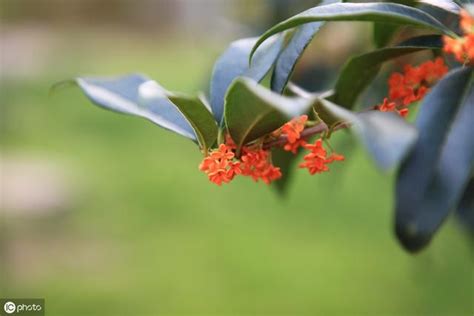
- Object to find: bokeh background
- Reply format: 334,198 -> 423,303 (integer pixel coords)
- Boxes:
1,0 -> 473,315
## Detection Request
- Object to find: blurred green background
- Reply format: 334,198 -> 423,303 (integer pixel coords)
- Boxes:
1,1 -> 473,315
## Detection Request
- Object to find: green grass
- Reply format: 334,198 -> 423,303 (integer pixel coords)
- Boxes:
1,36 -> 473,316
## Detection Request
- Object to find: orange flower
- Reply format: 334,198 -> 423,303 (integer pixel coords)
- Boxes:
443,36 -> 466,63
388,58 -> 447,107
240,147 -> 281,184
466,34 -> 474,60
460,9 -> 474,34
443,10 -> 474,64
281,115 -> 308,144
382,57 -> 448,118
299,139 -> 344,175
199,144 -> 240,185
378,98 -> 396,112
283,138 -> 307,154
398,108 -> 409,118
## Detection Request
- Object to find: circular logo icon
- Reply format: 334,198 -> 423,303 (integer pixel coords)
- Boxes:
3,301 -> 16,314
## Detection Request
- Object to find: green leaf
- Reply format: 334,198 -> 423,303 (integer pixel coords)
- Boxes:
418,0 -> 461,15
250,2 -> 455,60
331,35 -> 443,109
271,23 -> 323,94
138,81 -> 218,152
373,23 -> 400,48
372,0 -> 416,48
210,35 -> 285,124
271,0 -> 342,94
372,0 -> 460,48
271,148 -> 301,195
76,74 -> 198,141
395,67 -> 474,252
456,178 -> 474,235
316,99 -> 418,170
224,78 -> 315,152
167,94 -> 218,153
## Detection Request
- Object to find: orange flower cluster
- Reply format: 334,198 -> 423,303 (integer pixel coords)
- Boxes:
378,57 -> 448,117
443,10 -> 474,64
200,116 -> 345,185
281,115 -> 308,154
299,139 -> 345,175
199,138 -> 281,186
240,147 -> 282,184
199,144 -> 241,185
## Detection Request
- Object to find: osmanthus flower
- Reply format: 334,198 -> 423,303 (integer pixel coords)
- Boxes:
379,57 -> 448,117
240,147 -> 282,184
199,144 -> 241,186
284,138 -> 307,154
200,137 -> 281,185
461,9 -> 474,33
280,115 -> 309,154
378,98 -> 396,112
299,139 -> 345,175
281,115 -> 308,143
443,9 -> 474,64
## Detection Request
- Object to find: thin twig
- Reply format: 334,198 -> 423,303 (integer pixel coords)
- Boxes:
262,121 -> 351,150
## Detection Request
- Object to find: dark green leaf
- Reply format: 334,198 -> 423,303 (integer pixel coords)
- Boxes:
456,178 -> 474,235
271,23 -> 323,94
224,78 -> 314,152
210,35 -> 285,124
331,35 -> 443,109
372,0 -> 460,47
373,23 -> 400,48
372,0 -> 416,48
251,2 -> 455,60
166,94 -> 218,152
76,74 -> 197,141
418,0 -> 461,14
271,0 -> 342,94
395,67 -> 473,252
271,148 -> 300,195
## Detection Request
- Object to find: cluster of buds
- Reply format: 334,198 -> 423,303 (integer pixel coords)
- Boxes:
377,57 -> 448,117
200,115 -> 345,186
443,9 -> 474,65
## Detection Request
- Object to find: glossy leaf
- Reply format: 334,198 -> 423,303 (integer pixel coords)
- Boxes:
418,0 -> 461,14
76,74 -> 197,141
395,67 -> 473,252
138,81 -> 217,151
456,178 -> 474,234
167,94 -> 217,152
210,35 -> 285,124
251,2 -> 455,60
271,148 -> 300,195
271,0 -> 342,94
372,0 -> 460,47
373,23 -> 400,48
418,1 -> 461,34
317,99 -> 418,170
372,0 -> 416,48
271,23 -> 323,94
331,35 -> 443,109
225,78 -> 314,152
